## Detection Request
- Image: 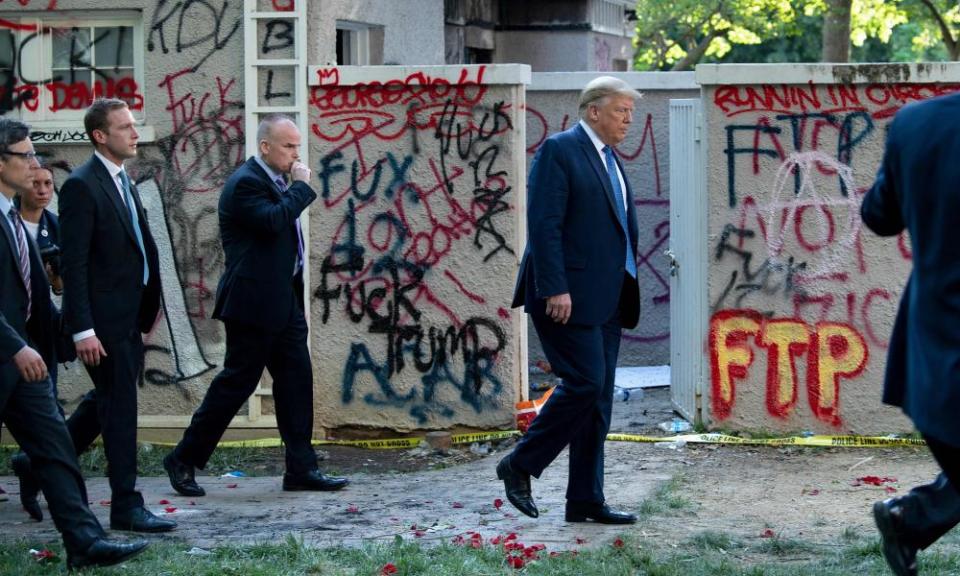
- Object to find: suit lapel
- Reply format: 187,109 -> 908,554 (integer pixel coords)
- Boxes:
0,208 -> 26,295
247,157 -> 282,201
614,152 -> 639,245
89,156 -> 138,246
574,124 -> 622,224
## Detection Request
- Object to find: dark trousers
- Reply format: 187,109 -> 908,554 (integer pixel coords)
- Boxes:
511,301 -> 622,504
66,331 -> 145,513
1,373 -> 104,553
174,305 -> 316,475
897,435 -> 960,550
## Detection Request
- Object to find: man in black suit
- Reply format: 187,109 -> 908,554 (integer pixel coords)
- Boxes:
0,117 -> 148,569
55,98 -> 174,533
498,77 -> 642,524
162,115 -> 348,496
862,93 -> 960,576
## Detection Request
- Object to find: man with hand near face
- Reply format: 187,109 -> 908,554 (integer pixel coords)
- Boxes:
58,98 -> 171,533
163,114 -> 349,497
498,77 -> 642,524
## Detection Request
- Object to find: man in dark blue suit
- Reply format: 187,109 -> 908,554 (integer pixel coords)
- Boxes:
0,118 -> 148,570
58,98 -> 173,533
497,77 -> 642,524
862,93 -> 960,576
163,115 -> 348,496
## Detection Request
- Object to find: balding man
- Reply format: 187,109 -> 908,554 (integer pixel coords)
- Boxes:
163,115 -> 348,496
499,76 -> 642,524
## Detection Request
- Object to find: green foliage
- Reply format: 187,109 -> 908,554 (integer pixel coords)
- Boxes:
634,0 -> 801,70
634,0 -> 960,69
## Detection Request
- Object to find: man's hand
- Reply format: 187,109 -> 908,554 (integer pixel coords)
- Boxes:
291,161 -> 311,183
13,346 -> 48,382
45,263 -> 63,295
76,335 -> 107,366
545,293 -> 572,324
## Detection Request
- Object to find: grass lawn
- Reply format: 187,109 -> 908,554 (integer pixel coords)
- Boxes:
2,530 -> 959,575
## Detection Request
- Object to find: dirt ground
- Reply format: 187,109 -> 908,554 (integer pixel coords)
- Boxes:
0,387 -> 942,555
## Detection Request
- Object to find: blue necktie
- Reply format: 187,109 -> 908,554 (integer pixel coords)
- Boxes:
603,146 -> 637,278
119,170 -> 149,285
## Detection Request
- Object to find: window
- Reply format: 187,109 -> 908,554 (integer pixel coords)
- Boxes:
0,14 -> 144,125
335,20 -> 383,65
591,0 -> 633,37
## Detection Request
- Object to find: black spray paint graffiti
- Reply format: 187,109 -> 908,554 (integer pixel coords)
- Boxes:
723,111 -> 875,207
712,223 -> 808,314
312,93 -> 516,423
148,0 -> 242,73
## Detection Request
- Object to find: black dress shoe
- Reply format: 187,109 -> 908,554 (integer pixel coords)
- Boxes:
565,502 -> 637,524
110,506 -> 177,533
163,453 -> 205,497
67,537 -> 149,571
496,455 -> 538,518
11,453 -> 43,522
282,470 -> 350,491
873,498 -> 919,576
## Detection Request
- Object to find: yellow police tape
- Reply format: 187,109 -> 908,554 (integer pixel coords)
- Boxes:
0,431 -> 924,451
607,433 -> 926,448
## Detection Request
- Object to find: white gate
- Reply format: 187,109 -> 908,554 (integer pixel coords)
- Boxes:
668,99 -> 708,424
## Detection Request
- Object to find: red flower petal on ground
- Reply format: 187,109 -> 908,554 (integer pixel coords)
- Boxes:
346,505 -> 360,513
528,543 -> 546,551
505,532 -> 518,541
158,499 -> 171,505
494,498 -> 504,510
470,539 -> 482,549
164,506 -> 177,513
523,547 -> 540,558
575,537 -> 587,544
613,538 -> 624,548
549,551 -> 561,557
885,486 -> 898,494
452,502 -> 464,508
490,535 -> 503,545
226,484 -> 238,489
380,563 -> 398,575
414,530 -> 425,538
508,556 -> 525,569
30,549 -> 57,562
504,542 -> 524,551
99,500 -> 111,506
761,529 -> 775,538
452,535 -> 465,545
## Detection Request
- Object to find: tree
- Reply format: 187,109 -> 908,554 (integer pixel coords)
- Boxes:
821,0 -> 852,61
633,0 -> 801,70
633,0 -> 907,70
899,0 -> 960,60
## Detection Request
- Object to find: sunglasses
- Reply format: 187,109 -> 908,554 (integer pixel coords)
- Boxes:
0,150 -> 39,160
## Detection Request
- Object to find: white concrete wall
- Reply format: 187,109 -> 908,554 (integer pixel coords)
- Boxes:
307,64 -> 530,431
526,72 -> 698,368
0,0 -> 448,430
698,63 -> 960,434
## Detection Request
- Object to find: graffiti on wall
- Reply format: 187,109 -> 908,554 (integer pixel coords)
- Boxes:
709,81 -> 960,425
1,19 -> 143,114
525,99 -> 670,363
0,0 -> 257,406
309,66 -> 516,424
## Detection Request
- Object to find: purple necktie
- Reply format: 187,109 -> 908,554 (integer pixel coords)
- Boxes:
8,207 -> 31,321
275,177 -> 304,274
